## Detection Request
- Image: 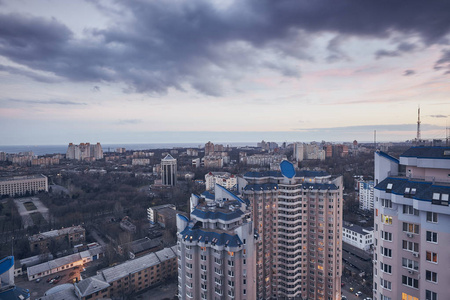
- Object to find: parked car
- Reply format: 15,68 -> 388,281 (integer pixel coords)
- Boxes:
49,279 -> 55,284
355,291 -> 362,297
35,278 -> 41,283
349,287 -> 354,292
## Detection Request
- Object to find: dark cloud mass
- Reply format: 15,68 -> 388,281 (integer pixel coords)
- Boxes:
3,98 -> 86,105
1,0 -> 450,95
403,70 -> 416,76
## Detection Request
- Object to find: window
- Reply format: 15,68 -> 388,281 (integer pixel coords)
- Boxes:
426,231 -> 438,243
426,290 -> 437,300
380,262 -> 392,273
402,275 -> 419,288
426,270 -> 437,283
380,278 -> 392,290
402,293 -> 419,300
215,278 -> 222,285
201,255 -> 206,261
402,258 -> 419,270
381,214 -> 393,225
381,246 -> 392,257
426,251 -> 438,263
381,199 -> 392,208
380,295 -> 391,300
386,183 -> 393,191
214,287 -> 223,295
381,231 -> 392,241
403,205 -> 419,216
402,240 -> 419,252
214,258 -> 222,265
426,212 -> 438,223
403,222 -> 419,234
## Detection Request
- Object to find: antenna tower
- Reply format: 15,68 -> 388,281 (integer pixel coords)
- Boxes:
416,106 -> 421,141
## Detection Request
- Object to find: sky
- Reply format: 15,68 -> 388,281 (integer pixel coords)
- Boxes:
0,0 -> 450,145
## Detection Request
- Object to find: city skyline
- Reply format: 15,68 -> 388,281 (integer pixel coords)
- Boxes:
1,0 -> 450,145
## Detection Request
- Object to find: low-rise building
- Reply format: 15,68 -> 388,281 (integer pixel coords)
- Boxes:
0,174 -> 48,197
204,172 -> 237,191
29,226 -> 85,253
27,247 -> 104,281
342,223 -> 373,251
118,237 -> 163,259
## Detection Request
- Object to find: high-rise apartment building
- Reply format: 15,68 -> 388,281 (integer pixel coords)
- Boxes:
176,184 -> 257,300
373,147 -> 450,300
359,180 -> 374,211
242,160 -> 343,300
161,154 -> 177,186
66,142 -> 103,161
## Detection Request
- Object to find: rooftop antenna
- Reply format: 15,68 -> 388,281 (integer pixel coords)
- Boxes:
416,105 -> 421,141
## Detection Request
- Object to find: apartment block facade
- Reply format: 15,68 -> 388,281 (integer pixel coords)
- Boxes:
373,147 -> 450,300
161,154 -> 177,186
0,174 -> 48,197
176,184 -> 257,300
242,161 -> 343,300
359,180 -> 375,211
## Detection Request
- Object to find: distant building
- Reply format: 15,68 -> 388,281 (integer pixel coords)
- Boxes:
66,142 -> 103,161
132,158 -> 150,166
0,174 -> 48,197
116,147 -> 126,153
204,172 -> 237,191
342,223 -> 373,251
0,152 -> 6,161
118,237 -> 162,259
147,204 -> 178,228
202,155 -> 224,168
204,141 -> 214,155
29,226 -> 85,253
119,216 -> 136,233
358,180 -> 374,210
192,158 -> 201,168
186,148 -> 199,156
161,154 -> 177,186
241,154 -> 286,166
31,157 -> 60,166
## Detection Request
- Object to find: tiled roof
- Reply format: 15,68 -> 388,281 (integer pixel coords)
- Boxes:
400,146 -> 450,159
179,227 -> 243,247
375,177 -> 450,201
191,208 -> 244,221
76,275 -> 110,297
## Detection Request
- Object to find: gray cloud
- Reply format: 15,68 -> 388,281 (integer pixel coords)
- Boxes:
3,98 -> 86,105
429,114 -> 448,118
403,69 -> 416,76
1,0 -> 450,96
434,49 -> 450,74
0,64 -> 60,83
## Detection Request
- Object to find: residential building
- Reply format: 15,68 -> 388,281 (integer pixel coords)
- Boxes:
132,158 -> 150,166
118,237 -> 162,259
0,174 -> 48,197
147,204 -> 185,229
66,142 -> 103,161
242,160 -> 343,300
342,223 -> 373,251
373,147 -> 450,300
161,154 -> 177,186
241,154 -> 286,166
205,141 -> 215,155
203,155 -> 224,168
359,180 -> 375,211
176,184 -> 257,300
120,216 -> 136,233
29,225 -> 85,253
39,246 -> 177,300
205,172 -> 237,191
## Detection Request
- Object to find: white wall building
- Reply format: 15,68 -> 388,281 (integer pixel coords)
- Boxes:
359,180 -> 374,210
0,174 -> 48,197
204,172 -> 237,191
342,223 -> 373,251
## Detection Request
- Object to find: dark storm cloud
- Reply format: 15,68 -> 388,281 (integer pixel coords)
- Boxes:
1,0 -> 450,95
403,70 -> 416,76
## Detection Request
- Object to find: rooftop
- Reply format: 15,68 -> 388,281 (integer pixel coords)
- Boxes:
29,226 -> 85,242
400,146 -> 450,159
179,226 -> 243,248
343,223 -> 373,235
0,174 -> 46,182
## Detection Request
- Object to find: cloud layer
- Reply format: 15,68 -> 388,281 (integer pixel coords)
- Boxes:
1,0 -> 450,96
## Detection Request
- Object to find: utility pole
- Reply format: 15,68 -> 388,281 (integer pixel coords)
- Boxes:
416,106 -> 421,141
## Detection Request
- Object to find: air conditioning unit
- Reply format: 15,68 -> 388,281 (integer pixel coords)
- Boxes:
413,252 -> 419,257
408,270 -> 415,274
407,233 -> 413,238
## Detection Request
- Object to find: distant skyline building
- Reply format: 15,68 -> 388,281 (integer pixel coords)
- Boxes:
373,147 -> 450,300
242,161 -> 343,300
176,185 -> 257,300
358,180 -> 375,211
66,142 -> 103,161
161,154 -> 177,186
205,172 -> 237,191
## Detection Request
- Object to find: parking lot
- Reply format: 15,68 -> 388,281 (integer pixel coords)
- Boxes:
15,267 -> 82,299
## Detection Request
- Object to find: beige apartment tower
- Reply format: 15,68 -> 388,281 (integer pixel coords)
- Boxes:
242,161 -> 343,300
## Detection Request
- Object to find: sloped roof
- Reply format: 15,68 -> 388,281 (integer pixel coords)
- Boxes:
375,177 -> 450,201
400,146 -> 450,159
179,227 -> 243,247
191,208 -> 243,222
76,274 -> 110,297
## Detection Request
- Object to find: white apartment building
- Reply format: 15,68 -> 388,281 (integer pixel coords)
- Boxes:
0,174 -> 48,197
66,142 -> 103,161
161,154 -> 177,186
373,147 -> 450,300
176,184 -> 256,300
205,172 -> 237,191
342,223 -> 373,251
359,180 -> 375,210
242,161 -> 343,300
